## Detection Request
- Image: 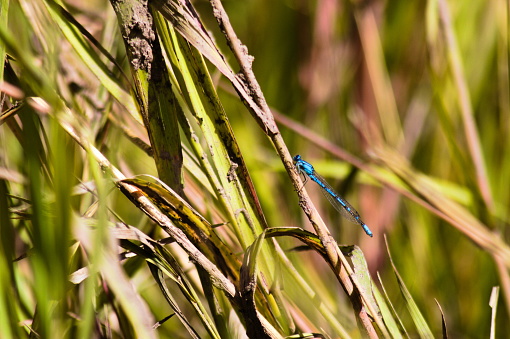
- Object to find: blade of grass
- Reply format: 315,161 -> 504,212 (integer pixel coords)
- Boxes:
385,236 -> 434,339
375,273 -> 407,339
0,179 -> 23,339
43,0 -> 139,121
489,286 -> 499,339
437,0 -> 493,210
353,4 -> 403,148
434,299 -> 449,339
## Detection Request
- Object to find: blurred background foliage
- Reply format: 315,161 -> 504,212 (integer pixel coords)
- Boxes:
1,0 -> 509,338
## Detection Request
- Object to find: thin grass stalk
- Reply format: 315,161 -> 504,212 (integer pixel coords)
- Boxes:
438,0 -> 494,210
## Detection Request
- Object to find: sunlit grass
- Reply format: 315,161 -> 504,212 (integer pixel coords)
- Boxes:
1,0 -> 509,338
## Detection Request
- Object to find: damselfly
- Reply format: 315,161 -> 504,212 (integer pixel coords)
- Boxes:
293,155 -> 373,237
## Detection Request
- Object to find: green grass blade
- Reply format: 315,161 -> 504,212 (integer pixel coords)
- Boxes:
386,238 -> 434,339
43,0 -> 139,121
373,278 -> 406,339
0,179 -> 23,339
435,299 -> 449,339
